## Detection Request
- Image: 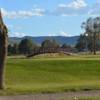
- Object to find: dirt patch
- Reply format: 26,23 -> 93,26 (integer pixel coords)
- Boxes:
0,90 -> 100,100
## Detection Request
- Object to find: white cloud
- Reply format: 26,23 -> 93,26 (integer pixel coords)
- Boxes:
9,32 -> 26,37
1,0 -> 88,18
59,31 -> 71,37
55,0 -> 88,16
2,0 -> 100,18
67,0 -> 87,9
58,0 -> 87,9
48,33 -> 56,36
58,0 -> 100,16
48,31 -> 71,37
32,8 -> 45,16
58,0 -> 87,10
1,8 -> 45,19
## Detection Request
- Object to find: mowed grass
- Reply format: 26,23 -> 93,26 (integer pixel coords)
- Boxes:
1,55 -> 100,95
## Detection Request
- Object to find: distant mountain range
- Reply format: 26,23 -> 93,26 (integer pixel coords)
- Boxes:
9,36 -> 79,46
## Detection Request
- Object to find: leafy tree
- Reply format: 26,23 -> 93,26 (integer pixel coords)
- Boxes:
8,43 -> 19,55
52,39 -> 59,48
61,43 -> 71,48
13,43 -> 19,54
19,38 -> 37,55
82,17 -> 100,55
41,39 -> 59,48
0,10 -> 8,89
8,44 -> 13,55
75,34 -> 86,51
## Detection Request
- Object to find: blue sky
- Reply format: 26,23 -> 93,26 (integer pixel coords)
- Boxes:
0,0 -> 100,37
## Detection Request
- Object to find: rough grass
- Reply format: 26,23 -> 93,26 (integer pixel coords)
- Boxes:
1,55 -> 100,95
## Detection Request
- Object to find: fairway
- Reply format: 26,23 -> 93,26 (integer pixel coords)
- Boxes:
3,55 -> 100,95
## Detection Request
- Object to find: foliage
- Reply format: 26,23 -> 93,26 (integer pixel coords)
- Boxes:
75,34 -> 86,51
8,43 -> 19,55
61,43 -> 71,48
18,38 -> 37,54
41,39 -> 59,48
82,17 -> 100,54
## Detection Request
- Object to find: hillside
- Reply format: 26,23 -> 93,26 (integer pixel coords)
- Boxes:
9,36 -> 79,46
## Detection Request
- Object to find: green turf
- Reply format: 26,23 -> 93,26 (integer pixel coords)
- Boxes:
1,55 -> 100,95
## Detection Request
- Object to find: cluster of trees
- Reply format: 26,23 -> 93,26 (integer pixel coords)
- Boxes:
76,17 -> 100,54
8,38 -> 36,55
8,38 -> 71,55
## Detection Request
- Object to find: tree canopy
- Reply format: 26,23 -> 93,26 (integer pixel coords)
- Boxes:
81,17 -> 100,54
41,39 -> 59,48
19,38 -> 37,55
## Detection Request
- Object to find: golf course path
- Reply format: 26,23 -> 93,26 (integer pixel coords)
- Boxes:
0,90 -> 100,100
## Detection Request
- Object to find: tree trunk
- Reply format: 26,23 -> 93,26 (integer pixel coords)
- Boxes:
93,32 -> 96,55
0,33 -> 7,89
0,10 -> 8,89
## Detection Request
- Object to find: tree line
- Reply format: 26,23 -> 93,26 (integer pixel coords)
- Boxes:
8,38 -> 72,55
